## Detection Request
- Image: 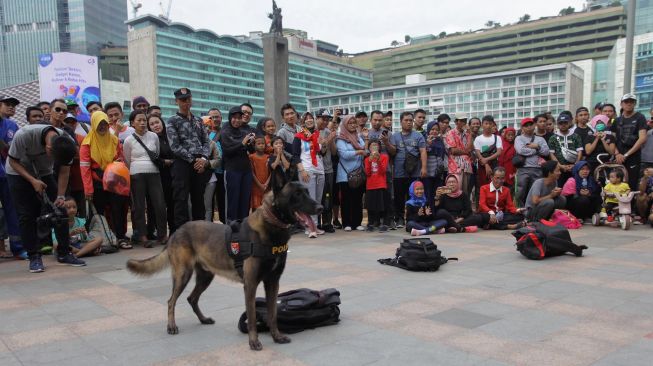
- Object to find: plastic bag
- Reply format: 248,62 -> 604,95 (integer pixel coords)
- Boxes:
102,162 -> 130,196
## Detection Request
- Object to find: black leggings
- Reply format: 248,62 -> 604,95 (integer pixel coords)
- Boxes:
406,209 -> 460,232
462,212 -> 524,230
93,185 -> 128,239
566,195 -> 601,220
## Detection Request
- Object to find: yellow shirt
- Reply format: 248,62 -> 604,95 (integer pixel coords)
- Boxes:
604,182 -> 630,204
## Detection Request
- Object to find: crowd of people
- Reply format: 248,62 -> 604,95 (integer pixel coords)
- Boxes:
1,89 -> 653,273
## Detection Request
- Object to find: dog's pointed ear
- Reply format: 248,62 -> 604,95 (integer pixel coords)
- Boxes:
271,169 -> 285,196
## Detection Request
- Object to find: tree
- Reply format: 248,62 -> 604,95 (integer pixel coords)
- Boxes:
485,20 -> 495,28
438,31 -> 447,38
518,14 -> 531,23
559,6 -> 575,16
609,0 -> 622,7
404,35 -> 411,44
337,48 -> 344,56
391,40 -> 400,47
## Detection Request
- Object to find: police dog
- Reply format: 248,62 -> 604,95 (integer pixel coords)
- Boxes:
126,181 -> 322,350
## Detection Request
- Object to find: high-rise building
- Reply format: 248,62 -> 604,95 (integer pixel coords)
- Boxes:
352,7 -> 626,88
0,0 -> 127,88
308,64 -> 585,130
126,15 -> 372,120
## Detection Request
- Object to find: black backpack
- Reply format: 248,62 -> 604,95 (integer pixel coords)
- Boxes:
512,221 -> 587,260
378,238 -> 457,271
238,288 -> 341,334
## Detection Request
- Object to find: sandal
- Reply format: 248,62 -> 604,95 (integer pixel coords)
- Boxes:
118,239 -> 133,250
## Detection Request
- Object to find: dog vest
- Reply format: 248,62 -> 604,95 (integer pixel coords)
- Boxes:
224,218 -> 289,279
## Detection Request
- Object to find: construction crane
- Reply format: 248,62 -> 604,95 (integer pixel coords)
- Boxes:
159,0 -> 173,20
129,0 -> 142,19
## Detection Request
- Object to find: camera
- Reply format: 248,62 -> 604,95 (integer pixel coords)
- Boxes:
36,194 -> 69,240
37,208 -> 68,239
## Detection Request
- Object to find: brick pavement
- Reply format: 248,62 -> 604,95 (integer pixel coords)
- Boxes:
1,225 -> 652,365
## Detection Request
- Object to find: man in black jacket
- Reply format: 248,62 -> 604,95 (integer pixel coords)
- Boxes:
220,106 -> 255,221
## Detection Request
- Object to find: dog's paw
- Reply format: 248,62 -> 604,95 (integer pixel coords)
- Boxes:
200,317 -> 215,325
272,334 -> 291,344
167,325 -> 179,335
249,339 -> 263,351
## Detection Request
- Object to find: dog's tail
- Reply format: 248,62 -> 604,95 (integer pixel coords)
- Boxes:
126,248 -> 170,276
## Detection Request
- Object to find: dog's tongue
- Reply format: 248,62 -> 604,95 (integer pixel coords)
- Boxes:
296,212 -> 316,232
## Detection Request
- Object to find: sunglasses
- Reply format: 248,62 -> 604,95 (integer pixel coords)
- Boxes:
54,107 -> 66,113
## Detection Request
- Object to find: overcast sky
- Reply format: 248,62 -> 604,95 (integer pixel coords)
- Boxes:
131,0 -> 588,53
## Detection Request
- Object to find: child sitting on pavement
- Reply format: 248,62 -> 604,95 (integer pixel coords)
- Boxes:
52,198 -> 102,257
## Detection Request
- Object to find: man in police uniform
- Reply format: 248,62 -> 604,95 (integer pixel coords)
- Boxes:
166,88 -> 211,233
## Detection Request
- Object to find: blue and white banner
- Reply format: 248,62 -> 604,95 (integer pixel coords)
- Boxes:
635,74 -> 653,90
38,52 -> 100,123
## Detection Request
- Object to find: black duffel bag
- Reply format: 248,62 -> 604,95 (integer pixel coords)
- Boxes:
378,238 -> 457,271
238,288 -> 341,334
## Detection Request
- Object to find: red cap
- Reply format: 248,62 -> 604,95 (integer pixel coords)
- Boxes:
520,118 -> 534,127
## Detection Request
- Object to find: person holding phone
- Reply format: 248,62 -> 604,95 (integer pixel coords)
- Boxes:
525,161 -> 566,222
220,106 -> 255,221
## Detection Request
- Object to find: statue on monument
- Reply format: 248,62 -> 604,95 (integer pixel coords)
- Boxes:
268,0 -> 283,35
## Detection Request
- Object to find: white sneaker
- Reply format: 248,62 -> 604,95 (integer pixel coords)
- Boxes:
344,226 -> 352,232
308,232 -> 318,238
316,229 -> 325,235
355,226 -> 365,231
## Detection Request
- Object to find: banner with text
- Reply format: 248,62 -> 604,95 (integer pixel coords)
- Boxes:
38,52 -> 100,123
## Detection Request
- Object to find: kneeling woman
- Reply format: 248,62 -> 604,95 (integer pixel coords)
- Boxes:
562,161 -> 601,221
406,181 -> 460,236
463,166 -> 525,230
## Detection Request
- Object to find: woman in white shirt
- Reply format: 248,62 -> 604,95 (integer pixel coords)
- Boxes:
292,112 -> 325,238
123,110 -> 167,247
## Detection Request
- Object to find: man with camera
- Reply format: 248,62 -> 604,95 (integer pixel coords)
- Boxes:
220,106 -> 255,221
6,124 -> 85,272
166,88 -> 212,232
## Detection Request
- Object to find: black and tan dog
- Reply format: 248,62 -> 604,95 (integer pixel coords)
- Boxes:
126,181 -> 322,350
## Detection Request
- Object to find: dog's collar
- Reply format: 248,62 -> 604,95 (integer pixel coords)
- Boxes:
261,203 -> 292,229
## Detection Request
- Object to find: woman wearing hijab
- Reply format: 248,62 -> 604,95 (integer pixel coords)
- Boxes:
424,121 -> 447,207
561,160 -> 601,221
256,117 -> 276,154
293,112 -> 325,238
80,111 -> 131,249
406,180 -> 461,235
434,174 -> 471,218
497,127 -> 517,189
336,115 -> 366,231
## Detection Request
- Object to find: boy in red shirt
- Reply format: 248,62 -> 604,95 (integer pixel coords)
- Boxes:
364,139 -> 389,232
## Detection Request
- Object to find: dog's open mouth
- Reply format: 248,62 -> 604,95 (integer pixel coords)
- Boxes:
294,211 -> 316,232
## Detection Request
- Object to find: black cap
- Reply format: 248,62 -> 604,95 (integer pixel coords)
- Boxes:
557,113 -> 572,123
228,106 -> 244,121
0,95 -> 19,106
317,108 -> 332,118
173,87 -> 192,99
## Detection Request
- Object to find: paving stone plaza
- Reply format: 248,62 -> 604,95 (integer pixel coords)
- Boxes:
1,225 -> 652,366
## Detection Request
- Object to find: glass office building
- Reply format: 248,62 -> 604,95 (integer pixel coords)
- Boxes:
0,0 -> 127,88
126,15 -> 372,120
635,42 -> 653,113
308,64 -> 584,130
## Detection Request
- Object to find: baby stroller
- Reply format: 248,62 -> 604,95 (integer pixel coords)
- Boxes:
591,154 -> 639,230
